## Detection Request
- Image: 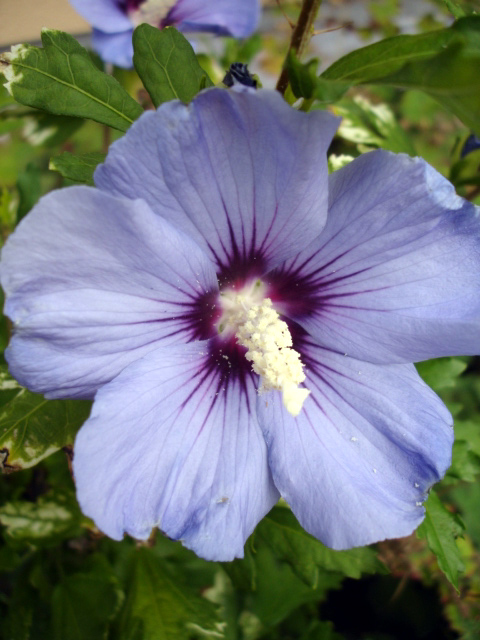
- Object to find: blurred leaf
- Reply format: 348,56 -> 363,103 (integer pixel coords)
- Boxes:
287,53 -> 348,103
132,25 -> 213,108
292,17 -> 480,134
447,440 -> 480,482
0,29 -> 143,132
335,96 -> 416,154
22,113 -> 84,148
416,357 -> 467,391
49,151 -> 106,185
254,507 -> 386,587
444,0 -> 468,18
226,541 -> 344,628
0,490 -> 84,546
0,367 -> 91,470
417,491 -> 465,589
450,148 -> 480,188
52,556 -> 123,640
16,162 -> 42,220
117,548 -> 223,640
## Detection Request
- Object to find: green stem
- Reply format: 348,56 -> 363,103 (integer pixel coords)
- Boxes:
276,0 -> 323,95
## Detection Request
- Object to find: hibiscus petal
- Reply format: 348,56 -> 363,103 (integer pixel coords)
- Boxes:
95,89 -> 339,277
73,342 -> 279,561
1,187 -> 218,398
69,0 -> 133,33
92,28 -> 134,69
167,0 -> 259,37
257,339 -> 453,549
273,151 -> 480,364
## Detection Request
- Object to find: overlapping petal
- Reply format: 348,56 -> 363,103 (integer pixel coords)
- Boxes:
95,89 -> 339,278
73,342 -> 279,560
257,337 -> 453,550
1,187 -> 218,398
167,0 -> 259,37
69,0 -> 133,33
271,151 -> 480,364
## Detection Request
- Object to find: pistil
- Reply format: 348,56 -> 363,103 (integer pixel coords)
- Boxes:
218,284 -> 310,417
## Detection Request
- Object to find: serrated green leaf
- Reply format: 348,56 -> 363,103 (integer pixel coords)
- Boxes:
49,151 -> 106,185
117,548 -> 223,640
447,440 -> 480,482
0,490 -> 83,546
254,507 -> 386,587
0,29 -> 143,132
132,25 -> 213,107
416,357 -> 467,392
417,491 -> 465,589
52,556 -> 124,640
0,367 -> 91,470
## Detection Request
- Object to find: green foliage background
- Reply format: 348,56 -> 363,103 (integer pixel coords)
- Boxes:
1,1 -> 480,638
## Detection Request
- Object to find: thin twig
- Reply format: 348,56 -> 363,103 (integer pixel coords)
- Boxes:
276,0 -> 323,95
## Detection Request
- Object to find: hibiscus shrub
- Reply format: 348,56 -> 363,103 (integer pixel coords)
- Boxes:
1,1 -> 480,638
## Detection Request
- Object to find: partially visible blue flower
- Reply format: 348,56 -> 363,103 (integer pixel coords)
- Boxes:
461,133 -> 480,158
2,88 -> 480,561
69,0 -> 260,68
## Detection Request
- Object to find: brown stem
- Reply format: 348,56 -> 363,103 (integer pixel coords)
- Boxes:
276,0 -> 323,95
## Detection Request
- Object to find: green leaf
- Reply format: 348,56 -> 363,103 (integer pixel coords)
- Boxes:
417,491 -> 465,589
287,53 -> 348,103
52,556 -> 124,640
416,357 -> 467,392
117,548 -> 223,640
16,162 -> 42,220
0,490 -> 84,546
292,17 -> 480,134
133,25 -> 213,107
254,507 -> 386,587
0,367 -> 91,471
49,151 -> 106,185
0,29 -> 143,132
443,0 -> 468,19
335,96 -> 416,154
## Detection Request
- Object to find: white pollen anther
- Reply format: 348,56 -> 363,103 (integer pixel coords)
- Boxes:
219,285 -> 310,417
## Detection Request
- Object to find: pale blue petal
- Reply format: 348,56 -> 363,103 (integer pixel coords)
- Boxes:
95,89 -> 339,277
92,28 -> 134,68
168,0 -> 259,37
257,339 -> 453,549
1,187 -> 218,398
69,0 -> 132,33
272,151 -> 480,364
73,342 -> 279,561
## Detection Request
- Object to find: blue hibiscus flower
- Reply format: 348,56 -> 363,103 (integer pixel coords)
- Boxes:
69,0 -> 260,67
2,88 -> 480,561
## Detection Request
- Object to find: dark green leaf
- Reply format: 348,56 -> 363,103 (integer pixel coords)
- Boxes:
0,367 -> 91,470
447,440 -> 480,482
52,556 -> 123,640
49,151 -> 106,185
417,491 -> 465,589
0,30 -> 143,132
117,548 -> 222,640
254,507 -> 386,586
287,53 -> 347,103
133,25 -> 213,107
